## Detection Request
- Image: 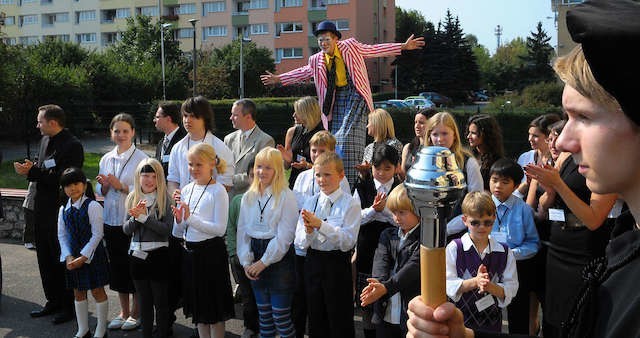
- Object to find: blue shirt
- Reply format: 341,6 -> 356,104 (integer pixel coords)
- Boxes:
491,194 -> 539,260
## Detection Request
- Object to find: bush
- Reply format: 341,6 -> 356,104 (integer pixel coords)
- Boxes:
520,81 -> 563,108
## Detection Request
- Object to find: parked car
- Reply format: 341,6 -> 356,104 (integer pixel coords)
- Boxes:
403,97 -> 435,110
418,92 -> 453,107
374,100 -> 411,109
471,90 -> 490,102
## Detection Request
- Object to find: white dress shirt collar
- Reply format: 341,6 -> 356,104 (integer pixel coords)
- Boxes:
461,232 -> 506,253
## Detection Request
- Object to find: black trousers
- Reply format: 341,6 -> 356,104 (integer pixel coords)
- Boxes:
167,236 -> 184,323
23,207 -> 36,244
134,279 -> 169,338
508,258 -> 535,334
34,209 -> 72,311
229,254 -> 259,332
305,249 -> 354,338
292,254 -> 307,338
376,321 -> 401,338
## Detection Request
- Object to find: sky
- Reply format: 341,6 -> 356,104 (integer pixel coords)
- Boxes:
395,0 -> 557,54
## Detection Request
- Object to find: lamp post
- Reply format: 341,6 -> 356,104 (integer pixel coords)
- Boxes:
239,28 -> 251,99
160,23 -> 172,101
189,18 -> 198,97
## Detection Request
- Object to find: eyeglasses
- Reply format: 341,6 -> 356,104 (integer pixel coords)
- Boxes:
469,220 -> 494,227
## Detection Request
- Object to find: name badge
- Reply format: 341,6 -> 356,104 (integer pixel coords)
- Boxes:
131,249 -> 148,260
44,158 -> 56,169
253,221 -> 270,233
475,293 -> 495,312
296,154 -> 306,162
162,155 -> 170,163
491,231 -> 507,245
548,208 -> 566,222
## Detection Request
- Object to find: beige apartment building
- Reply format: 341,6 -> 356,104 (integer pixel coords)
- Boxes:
0,0 -> 396,92
550,0 -> 582,56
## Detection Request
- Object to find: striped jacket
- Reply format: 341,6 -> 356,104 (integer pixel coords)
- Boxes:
279,38 -> 402,122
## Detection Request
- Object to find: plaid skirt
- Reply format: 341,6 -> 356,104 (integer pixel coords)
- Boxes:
331,85 -> 368,189
65,242 -> 110,291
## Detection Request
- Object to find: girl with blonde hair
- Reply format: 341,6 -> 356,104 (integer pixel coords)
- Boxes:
171,143 -> 234,338
123,158 -> 173,338
237,147 -> 298,337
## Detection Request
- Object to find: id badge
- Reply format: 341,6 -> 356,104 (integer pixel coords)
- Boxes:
491,231 -> 507,245
548,208 -> 566,222
132,249 -> 148,260
254,221 -> 270,233
162,154 -> 170,163
296,154 -> 306,162
44,158 -> 56,169
475,294 -> 495,312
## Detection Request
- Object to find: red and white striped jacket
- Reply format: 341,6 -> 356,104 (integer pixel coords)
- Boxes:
279,38 -> 402,128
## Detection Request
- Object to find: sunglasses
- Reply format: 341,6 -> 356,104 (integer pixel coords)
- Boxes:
469,220 -> 494,227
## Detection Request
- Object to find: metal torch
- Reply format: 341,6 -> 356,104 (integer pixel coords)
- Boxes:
404,146 -> 466,307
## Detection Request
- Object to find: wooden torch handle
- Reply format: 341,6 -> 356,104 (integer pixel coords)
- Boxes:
420,245 -> 447,308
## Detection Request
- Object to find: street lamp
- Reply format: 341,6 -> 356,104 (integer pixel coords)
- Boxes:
189,18 -> 198,97
239,28 -> 251,99
160,23 -> 172,101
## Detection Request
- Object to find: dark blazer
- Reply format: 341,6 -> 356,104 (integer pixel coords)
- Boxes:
155,126 -> 187,180
371,225 -> 421,333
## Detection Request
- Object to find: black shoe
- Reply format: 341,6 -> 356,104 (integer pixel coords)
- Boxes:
73,331 -> 92,338
30,302 -> 59,318
93,332 -> 107,338
53,310 -> 75,324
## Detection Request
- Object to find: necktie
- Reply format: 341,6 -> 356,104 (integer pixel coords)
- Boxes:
162,136 -> 170,156
323,55 -> 337,117
378,184 -> 388,195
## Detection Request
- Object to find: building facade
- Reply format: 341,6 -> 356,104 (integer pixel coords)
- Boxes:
0,0 -> 397,92
550,0 -> 582,56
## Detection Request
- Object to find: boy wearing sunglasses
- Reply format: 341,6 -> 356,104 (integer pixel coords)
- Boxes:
445,191 -> 519,332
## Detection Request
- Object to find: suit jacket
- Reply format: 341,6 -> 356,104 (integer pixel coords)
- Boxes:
371,225 -> 421,333
155,126 -> 187,180
224,125 -> 274,197
279,38 -> 402,127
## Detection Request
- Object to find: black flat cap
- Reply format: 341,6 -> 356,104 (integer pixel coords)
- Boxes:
567,0 -> 640,124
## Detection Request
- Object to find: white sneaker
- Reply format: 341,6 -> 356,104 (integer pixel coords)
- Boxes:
24,243 -> 36,250
107,316 -> 125,330
120,316 -> 140,331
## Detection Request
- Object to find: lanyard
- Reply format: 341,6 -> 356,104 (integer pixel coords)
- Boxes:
184,177 -> 212,241
496,204 -> 509,229
257,194 -> 273,223
111,148 -> 136,180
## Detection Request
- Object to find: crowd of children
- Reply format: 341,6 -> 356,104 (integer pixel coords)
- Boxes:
53,98 -> 593,338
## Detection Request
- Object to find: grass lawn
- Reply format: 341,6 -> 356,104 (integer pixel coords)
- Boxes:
0,153 -> 102,190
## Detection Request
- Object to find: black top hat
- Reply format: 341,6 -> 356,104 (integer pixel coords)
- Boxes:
314,20 -> 341,39
567,0 -> 640,125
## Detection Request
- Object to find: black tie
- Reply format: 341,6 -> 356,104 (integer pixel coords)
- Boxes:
323,55 -> 337,117
162,136 -> 170,156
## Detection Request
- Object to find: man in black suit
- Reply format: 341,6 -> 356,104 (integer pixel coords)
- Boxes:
153,101 -> 186,335
14,104 -> 84,324
154,101 -> 187,179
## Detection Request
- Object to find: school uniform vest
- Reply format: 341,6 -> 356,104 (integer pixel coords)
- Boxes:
452,238 -> 508,332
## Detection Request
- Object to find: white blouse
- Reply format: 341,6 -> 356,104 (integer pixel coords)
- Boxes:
172,180 -> 229,242
96,145 -> 148,226
166,131 -> 235,189
57,196 -> 104,263
236,186 -> 298,267
294,188 -> 362,252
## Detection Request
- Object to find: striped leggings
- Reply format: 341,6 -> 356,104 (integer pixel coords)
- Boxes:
253,288 -> 295,338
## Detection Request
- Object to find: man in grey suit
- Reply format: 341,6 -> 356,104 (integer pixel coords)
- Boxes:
224,99 -> 275,197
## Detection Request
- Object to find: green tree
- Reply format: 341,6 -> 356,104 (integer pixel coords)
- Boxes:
485,37 -> 527,91
110,15 -> 183,66
395,7 -> 429,42
520,22 -> 555,86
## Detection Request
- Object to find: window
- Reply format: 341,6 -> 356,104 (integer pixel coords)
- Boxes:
326,0 -> 348,3
236,0 -> 250,13
76,33 -> 96,43
76,10 -> 96,23
176,28 -> 194,39
20,15 -> 38,26
137,6 -> 158,17
4,38 -> 17,45
20,36 -> 39,45
204,25 -> 227,37
45,34 -> 70,42
21,0 -> 36,3
203,1 -> 225,14
275,47 -> 303,62
4,16 -> 15,25
250,0 -> 268,9
309,0 -> 325,8
276,22 -> 303,36
102,32 -> 119,46
281,0 -> 301,7
41,0 -> 52,5
177,3 -> 196,14
116,8 -> 130,19
56,12 -> 68,22
1,0 -> 14,4
250,23 -> 268,35
334,19 -> 349,30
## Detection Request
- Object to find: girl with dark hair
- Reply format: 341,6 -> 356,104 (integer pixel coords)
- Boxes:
466,114 -> 504,190
400,109 -> 434,179
58,167 -> 109,338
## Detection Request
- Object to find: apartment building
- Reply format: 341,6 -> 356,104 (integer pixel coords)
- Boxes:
550,0 -> 583,56
0,0 -> 396,92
